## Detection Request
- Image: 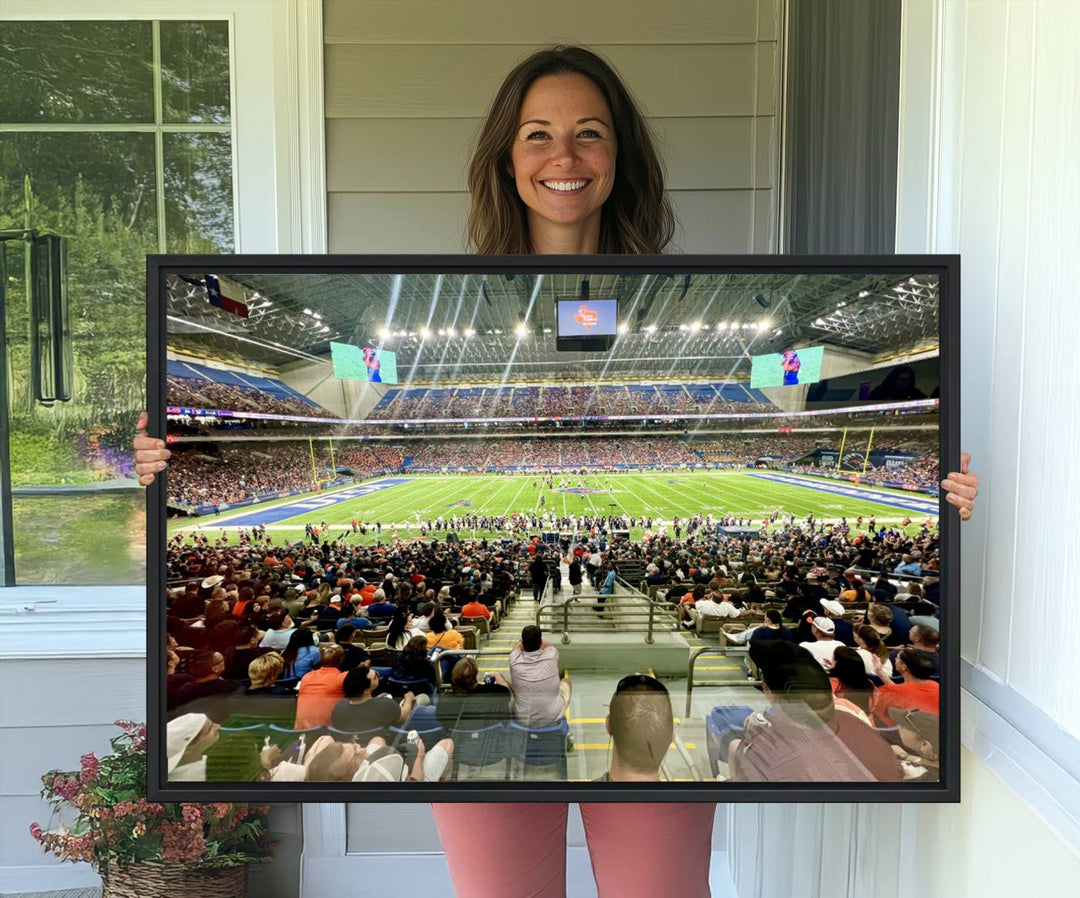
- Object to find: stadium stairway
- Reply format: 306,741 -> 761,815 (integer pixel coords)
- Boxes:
474,588 -> 757,783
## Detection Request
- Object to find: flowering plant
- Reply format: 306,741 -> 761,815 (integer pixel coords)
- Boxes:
30,720 -> 274,875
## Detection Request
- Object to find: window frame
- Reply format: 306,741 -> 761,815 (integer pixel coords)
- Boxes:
0,0 -> 326,598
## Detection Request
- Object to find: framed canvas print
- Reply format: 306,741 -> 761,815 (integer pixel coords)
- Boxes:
147,254 -> 959,803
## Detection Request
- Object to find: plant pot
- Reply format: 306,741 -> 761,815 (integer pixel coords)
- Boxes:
101,862 -> 247,898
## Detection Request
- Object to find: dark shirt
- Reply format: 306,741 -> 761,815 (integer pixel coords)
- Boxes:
175,676 -> 240,708
749,625 -> 795,645
367,602 -> 399,619
330,695 -> 401,733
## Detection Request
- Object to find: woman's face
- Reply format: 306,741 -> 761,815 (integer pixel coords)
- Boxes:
509,73 -> 617,237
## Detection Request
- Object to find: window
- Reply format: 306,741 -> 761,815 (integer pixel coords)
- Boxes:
1,19 -> 235,584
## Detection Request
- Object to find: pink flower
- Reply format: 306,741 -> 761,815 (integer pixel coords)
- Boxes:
52,777 -> 80,801
80,753 -> 100,782
29,822 -> 43,842
181,805 -> 203,824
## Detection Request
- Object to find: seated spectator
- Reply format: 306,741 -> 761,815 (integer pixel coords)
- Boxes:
259,610 -> 297,650
508,625 -> 572,728
366,589 -> 400,620
854,625 -> 894,679
226,622 -> 268,680
907,601 -> 940,636
294,644 -> 349,728
798,617 -> 841,669
385,609 -> 425,652
281,628 -> 321,680
871,648 -> 939,726
820,599 -> 855,647
334,625 -> 371,672
727,642 -> 902,782
333,598 -> 371,631
175,651 -> 240,718
825,647 -> 875,722
889,707 -> 940,781
889,624 -> 940,677
303,733 -> 453,783
167,712 -> 220,781
693,589 -> 741,620
242,651 -> 294,696
330,666 -> 424,734
595,674 -> 674,783
414,602 -> 450,633
722,609 -> 794,646
839,576 -> 871,604
388,635 -> 438,695
435,657 -> 513,731
166,649 -> 193,711
460,595 -> 495,628
426,611 -> 465,652
866,603 -> 906,647
893,554 -> 923,577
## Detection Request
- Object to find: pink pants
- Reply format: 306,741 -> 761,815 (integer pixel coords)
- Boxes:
431,802 -> 716,898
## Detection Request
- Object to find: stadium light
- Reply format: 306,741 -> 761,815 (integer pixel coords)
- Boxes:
717,322 -> 727,330
465,328 -> 475,337
379,328 -> 391,339
644,324 -> 657,333
421,327 -> 432,338
516,323 -> 529,338
618,322 -> 628,333
836,301 -> 846,308
446,328 -> 455,337
679,324 -> 688,331
859,290 -> 870,298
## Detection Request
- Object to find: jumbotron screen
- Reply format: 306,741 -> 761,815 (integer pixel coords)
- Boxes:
153,256 -> 957,804
750,345 -> 825,388
556,298 -> 618,337
331,341 -> 399,385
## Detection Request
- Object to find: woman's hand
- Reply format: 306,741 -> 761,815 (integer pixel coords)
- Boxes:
133,411 -> 170,486
941,452 -> 979,521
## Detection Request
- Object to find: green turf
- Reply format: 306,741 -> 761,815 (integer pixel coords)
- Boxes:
168,471 -> 937,545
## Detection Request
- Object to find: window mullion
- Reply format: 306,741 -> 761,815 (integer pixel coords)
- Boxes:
152,19 -> 167,255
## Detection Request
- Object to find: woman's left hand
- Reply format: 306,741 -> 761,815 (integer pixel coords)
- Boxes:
941,452 -> 979,520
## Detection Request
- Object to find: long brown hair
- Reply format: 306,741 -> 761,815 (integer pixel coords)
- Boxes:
466,45 -> 675,254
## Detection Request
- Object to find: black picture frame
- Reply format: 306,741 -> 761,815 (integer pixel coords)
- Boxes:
147,253 -> 960,804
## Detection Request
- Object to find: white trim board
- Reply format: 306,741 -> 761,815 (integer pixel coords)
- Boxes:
0,0 -> 327,255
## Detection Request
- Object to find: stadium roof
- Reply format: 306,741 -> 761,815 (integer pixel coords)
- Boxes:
166,270 -> 939,383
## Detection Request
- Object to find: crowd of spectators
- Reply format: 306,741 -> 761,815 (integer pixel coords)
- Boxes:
369,384 -> 779,420
168,374 -> 335,419
163,490 -> 941,783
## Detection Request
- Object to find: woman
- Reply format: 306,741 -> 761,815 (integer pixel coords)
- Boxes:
840,576 -> 871,604
855,624 -> 895,679
826,646 -> 876,721
385,608 -> 423,653
388,634 -> 438,696
281,627 -> 320,680
134,43 -> 980,898
425,611 -> 464,652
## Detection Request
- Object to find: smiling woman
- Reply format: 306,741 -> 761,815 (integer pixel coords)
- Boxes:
465,45 -> 674,255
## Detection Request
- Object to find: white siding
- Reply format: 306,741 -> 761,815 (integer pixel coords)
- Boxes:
324,0 -> 782,254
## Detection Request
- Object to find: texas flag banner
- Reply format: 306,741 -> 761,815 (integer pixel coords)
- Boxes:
204,273 -> 248,318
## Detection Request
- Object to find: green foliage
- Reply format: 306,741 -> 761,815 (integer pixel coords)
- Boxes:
30,721 -> 274,875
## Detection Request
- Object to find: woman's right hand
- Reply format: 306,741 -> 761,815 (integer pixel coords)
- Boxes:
133,410 -> 171,486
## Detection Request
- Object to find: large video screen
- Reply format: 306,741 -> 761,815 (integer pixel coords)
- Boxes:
556,298 -> 618,337
150,256 -> 957,804
750,345 -> 825,388
331,341 -> 399,385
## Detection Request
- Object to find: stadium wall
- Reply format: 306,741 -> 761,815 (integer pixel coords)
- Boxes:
277,357 -> 385,420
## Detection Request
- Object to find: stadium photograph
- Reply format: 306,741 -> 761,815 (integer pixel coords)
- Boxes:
158,264 -> 945,792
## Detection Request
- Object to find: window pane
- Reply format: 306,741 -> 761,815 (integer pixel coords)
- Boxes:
11,492 -> 145,585
160,20 -> 232,124
2,132 -> 154,584
164,132 -> 235,253
0,21 -> 154,124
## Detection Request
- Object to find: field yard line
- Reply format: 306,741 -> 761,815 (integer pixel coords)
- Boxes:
503,475 -> 531,518
391,475 -> 486,525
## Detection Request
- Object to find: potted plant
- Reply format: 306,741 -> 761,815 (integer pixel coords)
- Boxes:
30,720 -> 274,897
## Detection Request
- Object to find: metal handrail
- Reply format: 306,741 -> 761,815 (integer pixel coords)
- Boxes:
684,645 -> 760,718
534,597 -> 680,645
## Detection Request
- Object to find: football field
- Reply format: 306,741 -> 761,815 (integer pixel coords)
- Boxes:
168,470 -> 939,545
